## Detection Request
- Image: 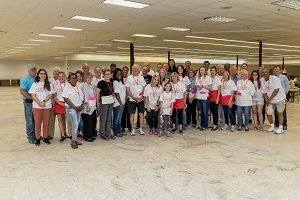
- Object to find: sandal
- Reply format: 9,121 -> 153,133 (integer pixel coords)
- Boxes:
70,141 -> 78,149
200,128 -> 206,131
196,127 -> 201,130
76,141 -> 83,145
245,127 -> 249,132
211,126 -> 217,131
253,126 -> 258,130
237,127 -> 242,131
259,126 -> 264,131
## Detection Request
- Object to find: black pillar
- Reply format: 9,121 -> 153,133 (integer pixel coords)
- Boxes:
282,57 -> 285,70
236,55 -> 239,68
259,41 -> 262,67
130,43 -> 134,73
168,51 -> 170,62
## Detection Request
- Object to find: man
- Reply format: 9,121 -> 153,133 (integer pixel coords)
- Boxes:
156,63 -> 163,75
82,62 -> 90,73
141,65 -> 153,85
204,60 -> 211,76
241,63 -> 251,80
261,69 -> 286,134
110,63 -> 116,78
92,66 -> 103,88
140,62 -> 155,76
229,66 -> 241,85
125,64 -> 146,136
20,64 -> 37,144
224,63 -> 230,72
273,65 -> 289,130
163,63 -> 171,80
217,64 -> 225,80
185,61 -> 192,73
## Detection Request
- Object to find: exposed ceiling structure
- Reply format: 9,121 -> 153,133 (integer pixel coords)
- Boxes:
0,0 -> 300,63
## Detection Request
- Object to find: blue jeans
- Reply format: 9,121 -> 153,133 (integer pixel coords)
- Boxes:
23,102 -> 35,140
113,106 -> 124,134
237,106 -> 250,127
66,107 -> 81,141
222,105 -> 236,126
197,99 -> 209,128
175,109 -> 186,128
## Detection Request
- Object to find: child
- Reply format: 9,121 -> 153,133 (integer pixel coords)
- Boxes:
159,82 -> 175,137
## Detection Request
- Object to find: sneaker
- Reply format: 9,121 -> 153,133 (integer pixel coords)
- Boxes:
139,128 -> 145,135
100,136 -> 109,141
275,128 -> 284,134
35,139 -> 40,146
167,131 -> 171,137
60,136 -> 66,143
179,130 -> 183,135
131,130 -> 136,136
221,124 -> 229,130
47,136 -> 53,140
107,135 -> 115,140
43,138 -> 51,145
172,129 -> 176,133
185,124 -> 189,127
267,126 -> 276,132
153,129 -> 158,135
283,125 -> 287,130
149,130 -> 153,135
192,124 -> 197,128
230,125 -> 236,132
28,138 -> 35,144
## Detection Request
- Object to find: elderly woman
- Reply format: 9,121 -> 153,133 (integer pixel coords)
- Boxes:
235,69 -> 255,131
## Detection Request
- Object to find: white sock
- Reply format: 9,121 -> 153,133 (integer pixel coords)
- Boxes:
270,123 -> 274,127
279,125 -> 283,129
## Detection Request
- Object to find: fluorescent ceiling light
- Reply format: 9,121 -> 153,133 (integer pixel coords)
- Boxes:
95,43 -> 112,46
272,0 -> 300,10
135,45 -> 168,49
102,0 -> 150,9
5,51 -> 20,54
162,27 -> 191,32
96,51 -> 112,53
28,39 -> 51,42
117,47 -> 130,50
112,39 -> 131,43
52,26 -> 83,31
20,43 -> 41,46
9,49 -> 26,51
185,36 -> 257,44
135,48 -> 155,51
204,16 -> 237,23
38,34 -> 65,38
80,47 -> 97,49
71,15 -> 109,22
15,46 -> 33,49
132,34 -> 157,38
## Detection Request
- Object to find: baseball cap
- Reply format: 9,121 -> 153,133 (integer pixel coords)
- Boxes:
28,63 -> 37,70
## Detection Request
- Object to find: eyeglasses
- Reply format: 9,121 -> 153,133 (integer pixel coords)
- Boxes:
104,74 -> 110,76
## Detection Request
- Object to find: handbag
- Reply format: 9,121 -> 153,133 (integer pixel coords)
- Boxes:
101,95 -> 114,104
195,91 -> 208,100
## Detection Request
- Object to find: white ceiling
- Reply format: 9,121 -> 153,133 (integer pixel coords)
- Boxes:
1,0 -> 300,63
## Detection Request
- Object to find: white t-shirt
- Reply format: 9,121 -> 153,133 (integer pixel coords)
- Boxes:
49,77 -> 59,88
92,76 -> 103,89
81,83 -> 96,115
261,75 -> 286,103
62,83 -> 84,107
179,76 -> 191,88
236,79 -> 255,106
195,76 -> 212,94
29,82 -> 54,109
113,80 -> 126,107
252,80 -> 263,101
216,74 -> 224,82
211,76 -> 221,91
76,81 -> 84,88
125,75 -> 146,102
139,69 -> 156,76
171,82 -> 186,99
221,80 -> 237,96
53,82 -> 67,102
159,91 -> 175,109
144,85 -> 163,109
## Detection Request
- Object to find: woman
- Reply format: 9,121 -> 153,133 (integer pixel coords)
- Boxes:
75,70 -> 84,137
169,59 -> 176,73
96,69 -> 115,141
251,70 -> 264,131
29,69 -> 54,146
209,66 -> 221,130
53,71 -> 71,142
236,69 -> 255,131
121,66 -> 131,133
186,69 -> 197,128
170,72 -> 186,134
195,66 -> 212,131
144,75 -> 163,135
257,66 -> 266,123
63,73 -> 84,149
158,68 -> 169,88
113,68 -> 126,137
81,72 -> 97,142
220,71 -> 237,132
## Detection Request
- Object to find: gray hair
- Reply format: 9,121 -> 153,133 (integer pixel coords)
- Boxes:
217,64 -> 224,69
240,69 -> 248,75
52,67 -> 61,73
84,72 -> 93,78
132,64 -> 140,69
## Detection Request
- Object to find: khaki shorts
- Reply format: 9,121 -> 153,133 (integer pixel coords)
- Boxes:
267,99 -> 285,113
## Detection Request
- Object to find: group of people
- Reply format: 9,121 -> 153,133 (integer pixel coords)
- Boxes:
20,60 -> 289,149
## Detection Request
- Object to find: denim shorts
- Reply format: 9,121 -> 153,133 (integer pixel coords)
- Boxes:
252,99 -> 264,106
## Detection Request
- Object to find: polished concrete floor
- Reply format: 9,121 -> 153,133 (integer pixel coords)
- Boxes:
0,86 -> 299,200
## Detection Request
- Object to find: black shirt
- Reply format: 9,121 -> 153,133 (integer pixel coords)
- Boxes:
97,80 -> 114,97
143,75 -> 152,85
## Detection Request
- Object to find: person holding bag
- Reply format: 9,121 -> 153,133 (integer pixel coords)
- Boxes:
209,66 -> 221,131
96,69 -> 115,141
195,66 -> 212,131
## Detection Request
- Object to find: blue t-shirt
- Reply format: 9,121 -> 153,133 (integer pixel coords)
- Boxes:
20,75 -> 35,99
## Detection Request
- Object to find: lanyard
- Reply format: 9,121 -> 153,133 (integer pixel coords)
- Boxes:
88,84 -> 95,96
73,86 -> 80,97
198,76 -> 205,85
222,81 -> 228,90
254,81 -> 259,91
60,83 -> 65,91
265,79 -> 270,90
106,81 -> 112,94
133,76 -> 139,86
152,86 -> 157,97
173,83 -> 178,94
241,80 -> 248,91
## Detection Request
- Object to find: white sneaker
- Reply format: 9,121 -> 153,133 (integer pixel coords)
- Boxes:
131,130 -> 136,136
221,124 -> 229,130
139,128 -> 145,135
231,125 -> 236,132
275,128 -> 284,134
267,126 -> 276,132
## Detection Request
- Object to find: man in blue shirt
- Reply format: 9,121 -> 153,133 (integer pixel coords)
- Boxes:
273,65 -> 289,130
20,64 -> 37,144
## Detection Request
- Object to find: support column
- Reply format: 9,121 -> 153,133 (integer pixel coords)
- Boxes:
168,51 -> 170,62
282,57 -> 285,70
236,55 -> 239,68
259,41 -> 262,67
64,55 -> 68,75
130,43 -> 134,73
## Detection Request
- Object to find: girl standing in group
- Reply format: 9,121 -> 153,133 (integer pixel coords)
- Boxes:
144,75 -> 163,135
170,72 -> 186,134
251,70 -> 264,131
53,71 -> 71,142
63,73 -> 84,149
113,68 -> 126,137
75,70 -> 84,138
159,82 -> 175,137
29,69 -> 54,146
220,71 -> 237,132
195,66 -> 212,131
209,66 -> 221,131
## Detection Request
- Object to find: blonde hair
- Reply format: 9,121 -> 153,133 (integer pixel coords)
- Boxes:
223,71 -> 230,80
150,75 -> 161,88
240,69 -> 248,75
198,66 -> 207,79
170,72 -> 179,82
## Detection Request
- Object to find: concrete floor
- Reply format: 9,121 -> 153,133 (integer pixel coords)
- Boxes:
0,86 -> 300,200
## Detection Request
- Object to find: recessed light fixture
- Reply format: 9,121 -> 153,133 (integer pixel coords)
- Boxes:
5,51 -> 21,54
162,27 -> 191,32
185,36 -> 256,44
204,16 -> 237,23
9,49 -> 26,51
272,0 -> 300,9
102,0 -> 150,9
96,51 -> 112,53
117,47 -> 130,50
132,34 -> 157,38
14,46 -> 33,49
52,26 -> 83,31
20,43 -> 41,46
38,34 -> 65,38
80,47 -> 97,49
71,15 -> 109,22
28,39 -> 51,42
95,43 -> 112,46
112,39 -> 132,43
